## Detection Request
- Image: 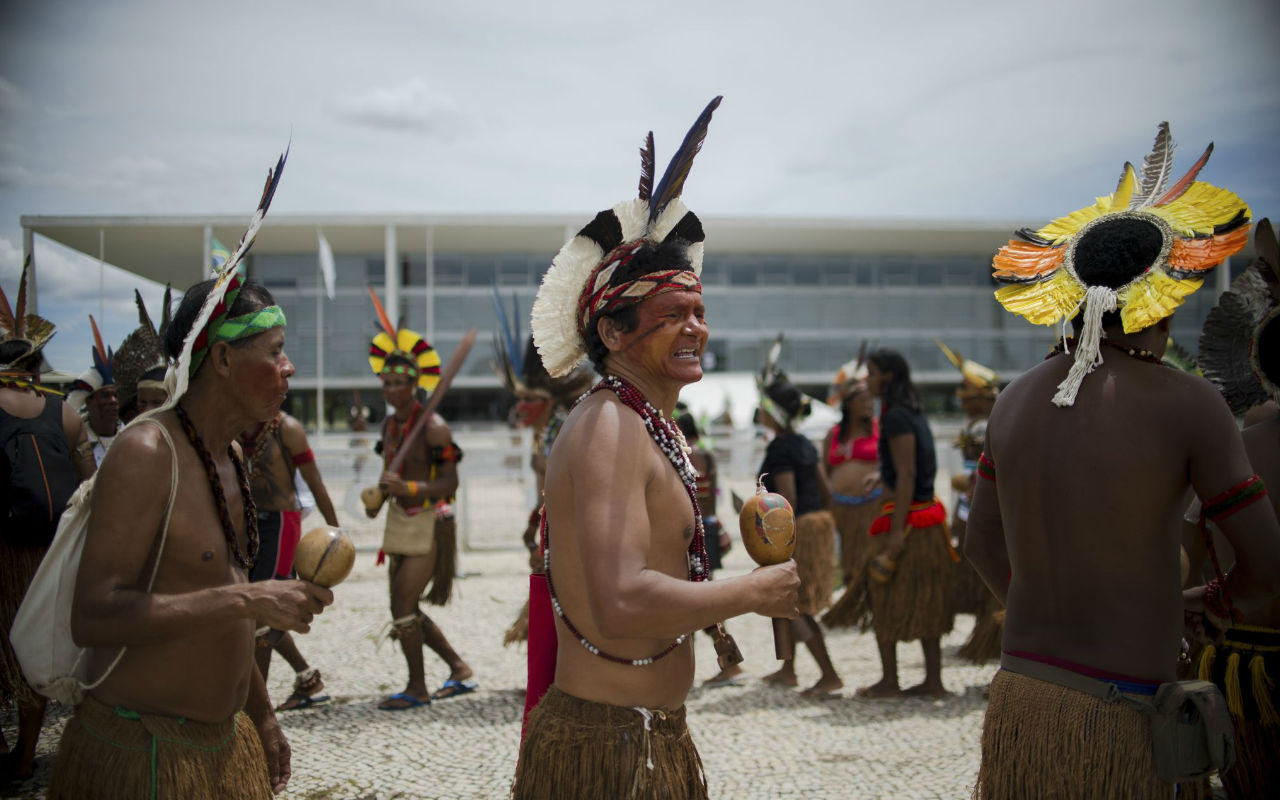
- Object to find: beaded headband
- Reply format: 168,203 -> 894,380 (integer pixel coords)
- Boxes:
992,122 -> 1250,406
1199,219 -> 1280,413
531,96 -> 721,378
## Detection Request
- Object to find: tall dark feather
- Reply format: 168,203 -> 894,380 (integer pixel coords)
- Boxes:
1132,122 -> 1174,207
135,289 -> 156,336
490,283 -> 522,379
159,285 -> 172,339
1153,143 -> 1214,207
638,132 -> 655,201
1253,219 -> 1280,304
649,96 -> 723,223
13,255 -> 31,337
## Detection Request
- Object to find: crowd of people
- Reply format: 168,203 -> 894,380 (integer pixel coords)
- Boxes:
3,101 -> 1279,799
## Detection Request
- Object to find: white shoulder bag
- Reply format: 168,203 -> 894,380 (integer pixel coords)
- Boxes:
11,418 -> 179,706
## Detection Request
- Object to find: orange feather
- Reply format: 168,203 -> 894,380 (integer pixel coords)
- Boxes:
992,240 -> 1065,281
366,286 -> 397,339
1167,227 -> 1250,272
89,315 -> 108,362
1154,143 -> 1214,207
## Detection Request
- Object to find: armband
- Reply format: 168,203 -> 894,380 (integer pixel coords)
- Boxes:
291,448 -> 315,466
976,452 -> 996,482
1203,475 -> 1267,522
406,480 -> 420,496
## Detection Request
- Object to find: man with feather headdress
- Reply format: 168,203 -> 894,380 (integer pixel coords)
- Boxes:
49,153 -> 333,799
1,262 -> 93,784
965,124 -> 1280,798
66,317 -> 122,467
113,287 -> 173,424
512,97 -> 798,800
1192,218 -> 1280,798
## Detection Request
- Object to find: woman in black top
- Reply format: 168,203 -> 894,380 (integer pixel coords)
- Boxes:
857,349 -> 954,699
756,376 -> 842,697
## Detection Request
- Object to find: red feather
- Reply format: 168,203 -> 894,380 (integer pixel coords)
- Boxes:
1153,142 -> 1213,207
89,315 -> 108,363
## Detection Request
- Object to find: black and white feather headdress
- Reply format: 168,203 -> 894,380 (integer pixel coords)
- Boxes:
530,97 -> 721,377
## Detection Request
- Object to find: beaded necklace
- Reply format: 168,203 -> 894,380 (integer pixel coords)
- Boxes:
382,401 -> 422,470
239,413 -> 282,476
174,404 -> 259,570
541,374 -> 710,667
1049,337 -> 1164,366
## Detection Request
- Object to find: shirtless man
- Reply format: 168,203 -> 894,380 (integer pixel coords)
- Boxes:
513,97 -> 798,799
240,410 -> 339,710
0,268 -> 94,784
67,320 -> 122,467
362,305 -> 473,710
967,130 -> 1280,799
50,276 -> 332,799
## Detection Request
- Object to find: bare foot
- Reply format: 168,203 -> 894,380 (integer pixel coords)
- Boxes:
703,664 -> 745,687
855,679 -> 901,698
801,675 -> 844,698
903,682 -> 950,699
447,662 -> 474,683
762,668 -> 798,687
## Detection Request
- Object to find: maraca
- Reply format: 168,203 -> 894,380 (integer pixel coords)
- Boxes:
738,475 -> 798,659
259,526 -> 354,647
293,526 -> 356,588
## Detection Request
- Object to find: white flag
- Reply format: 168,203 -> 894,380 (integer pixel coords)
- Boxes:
316,229 -> 336,300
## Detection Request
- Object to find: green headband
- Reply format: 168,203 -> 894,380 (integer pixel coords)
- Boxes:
189,305 -> 287,375
380,361 -> 420,379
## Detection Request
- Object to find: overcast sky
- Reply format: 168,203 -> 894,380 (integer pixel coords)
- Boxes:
2,0 -> 1279,371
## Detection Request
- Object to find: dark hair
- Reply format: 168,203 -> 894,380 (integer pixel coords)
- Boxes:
581,239 -> 694,377
0,340 -> 38,372
164,278 -> 276,361
1072,216 -> 1165,290
763,376 -> 811,426
675,411 -> 700,441
837,383 -> 871,441
868,348 -> 919,412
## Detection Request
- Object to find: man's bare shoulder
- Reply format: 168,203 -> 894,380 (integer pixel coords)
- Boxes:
98,414 -> 177,478
558,391 -> 649,459
425,412 -> 451,445
279,412 -> 310,451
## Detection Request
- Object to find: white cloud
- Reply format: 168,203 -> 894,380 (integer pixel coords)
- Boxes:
330,78 -> 460,135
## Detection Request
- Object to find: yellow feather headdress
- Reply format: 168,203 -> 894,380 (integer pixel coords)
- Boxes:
992,122 -> 1250,406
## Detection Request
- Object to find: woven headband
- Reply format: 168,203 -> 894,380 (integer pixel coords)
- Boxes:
189,301 -> 286,375
576,242 -> 702,337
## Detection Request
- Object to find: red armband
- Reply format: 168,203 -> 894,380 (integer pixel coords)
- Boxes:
1203,475 -> 1267,522
976,452 -> 996,482
291,448 -> 315,466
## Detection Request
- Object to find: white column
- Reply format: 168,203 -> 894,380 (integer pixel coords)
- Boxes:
202,224 -> 213,278
425,225 -> 435,343
385,224 -> 399,325
22,227 -> 35,315
1217,255 -> 1231,297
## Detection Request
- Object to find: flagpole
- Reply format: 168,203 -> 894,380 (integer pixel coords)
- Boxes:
316,254 -> 326,437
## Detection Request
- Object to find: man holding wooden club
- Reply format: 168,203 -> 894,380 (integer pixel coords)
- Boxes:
363,290 -> 476,710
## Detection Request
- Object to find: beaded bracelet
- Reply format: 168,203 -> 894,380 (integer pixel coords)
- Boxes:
1203,577 -> 1243,624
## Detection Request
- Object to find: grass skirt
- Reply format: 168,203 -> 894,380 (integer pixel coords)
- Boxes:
512,686 -> 707,800
48,695 -> 272,800
0,540 -> 46,708
976,669 -> 1205,800
950,516 -> 991,616
424,516 -> 457,606
957,595 -> 1004,664
831,502 -> 876,584
793,510 -> 835,617
504,599 -> 530,646
868,523 -> 954,643
1198,624 -> 1280,798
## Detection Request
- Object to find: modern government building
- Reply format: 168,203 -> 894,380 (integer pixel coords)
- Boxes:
19,213 -> 1246,426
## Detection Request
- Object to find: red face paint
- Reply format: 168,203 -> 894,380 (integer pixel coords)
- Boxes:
232,328 -> 293,421
614,290 -> 708,386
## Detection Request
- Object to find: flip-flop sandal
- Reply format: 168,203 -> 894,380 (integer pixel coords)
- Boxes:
430,679 -> 478,700
276,692 -> 331,712
378,692 -> 430,711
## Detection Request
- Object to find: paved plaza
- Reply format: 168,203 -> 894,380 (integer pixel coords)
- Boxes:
3,432 -> 1006,800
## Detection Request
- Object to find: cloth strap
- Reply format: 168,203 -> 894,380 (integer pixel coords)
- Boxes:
1001,652 -> 1157,709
